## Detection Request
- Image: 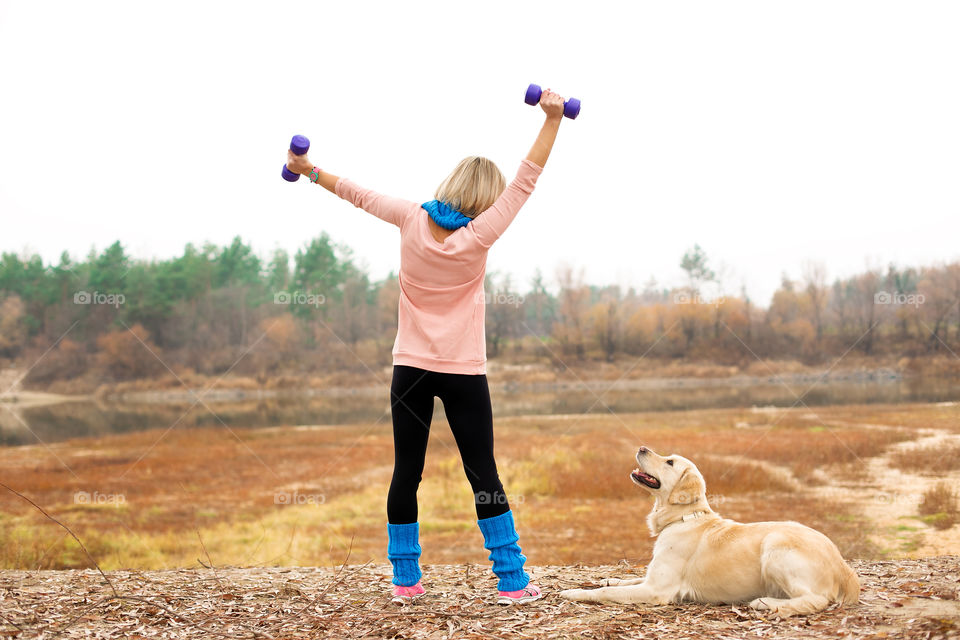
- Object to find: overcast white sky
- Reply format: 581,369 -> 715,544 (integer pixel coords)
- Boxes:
1,1 -> 958,304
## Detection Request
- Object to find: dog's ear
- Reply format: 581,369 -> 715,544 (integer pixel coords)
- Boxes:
667,469 -> 703,506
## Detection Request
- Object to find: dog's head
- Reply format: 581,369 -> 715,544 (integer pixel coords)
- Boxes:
631,446 -> 712,535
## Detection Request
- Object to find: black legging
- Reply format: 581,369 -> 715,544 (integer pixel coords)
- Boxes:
388,365 -> 510,524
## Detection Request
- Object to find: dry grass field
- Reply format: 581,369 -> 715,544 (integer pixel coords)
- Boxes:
2,402 -> 959,572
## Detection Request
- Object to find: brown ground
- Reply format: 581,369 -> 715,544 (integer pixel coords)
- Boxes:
2,403 -> 959,638
1,558 -> 958,639
2,403 -> 960,571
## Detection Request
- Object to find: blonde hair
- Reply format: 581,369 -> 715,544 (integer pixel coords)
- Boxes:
434,156 -> 506,218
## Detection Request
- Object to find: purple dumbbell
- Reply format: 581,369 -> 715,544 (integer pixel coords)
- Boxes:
282,135 -> 311,182
524,84 -> 581,120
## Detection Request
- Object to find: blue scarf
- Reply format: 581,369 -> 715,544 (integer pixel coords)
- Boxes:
422,200 -> 472,230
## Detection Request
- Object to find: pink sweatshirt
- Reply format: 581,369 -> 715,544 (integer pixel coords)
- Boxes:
335,159 -> 543,375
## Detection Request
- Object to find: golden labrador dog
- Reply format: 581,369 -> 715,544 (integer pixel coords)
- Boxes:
560,446 -> 859,617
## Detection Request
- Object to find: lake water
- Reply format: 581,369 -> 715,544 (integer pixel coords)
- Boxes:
3,376 -> 960,447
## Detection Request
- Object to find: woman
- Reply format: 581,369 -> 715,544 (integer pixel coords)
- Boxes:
285,90 -> 565,604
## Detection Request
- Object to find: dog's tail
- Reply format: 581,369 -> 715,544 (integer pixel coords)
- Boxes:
839,564 -> 860,606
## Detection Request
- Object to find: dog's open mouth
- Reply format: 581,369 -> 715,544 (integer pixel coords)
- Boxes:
631,468 -> 661,489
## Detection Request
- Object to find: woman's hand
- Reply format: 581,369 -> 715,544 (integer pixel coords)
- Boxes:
286,149 -> 313,176
539,88 -> 565,121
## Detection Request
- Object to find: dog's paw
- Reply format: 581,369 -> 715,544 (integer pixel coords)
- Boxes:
601,578 -> 622,586
560,589 -> 589,601
749,598 -> 772,612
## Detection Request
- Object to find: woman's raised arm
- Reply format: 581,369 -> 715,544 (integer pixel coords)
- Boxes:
284,150 -> 415,229
468,98 -> 566,247
525,89 -> 564,168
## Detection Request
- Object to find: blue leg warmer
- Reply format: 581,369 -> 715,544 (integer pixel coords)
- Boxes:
387,522 -> 422,587
477,510 -> 530,592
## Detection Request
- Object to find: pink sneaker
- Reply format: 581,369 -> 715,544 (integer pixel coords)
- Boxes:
391,581 -> 425,604
497,584 -> 543,605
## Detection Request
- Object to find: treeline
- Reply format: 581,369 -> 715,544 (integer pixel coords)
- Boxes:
1,237 -> 959,388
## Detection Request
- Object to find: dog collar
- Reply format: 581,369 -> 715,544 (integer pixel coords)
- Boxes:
682,511 -> 708,522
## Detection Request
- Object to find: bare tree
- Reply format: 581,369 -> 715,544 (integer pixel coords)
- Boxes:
802,262 -> 828,343
554,264 -> 590,358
